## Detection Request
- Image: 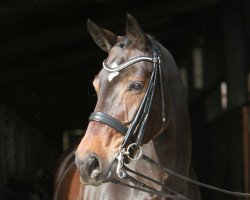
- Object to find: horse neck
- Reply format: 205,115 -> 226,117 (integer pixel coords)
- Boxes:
154,43 -> 191,177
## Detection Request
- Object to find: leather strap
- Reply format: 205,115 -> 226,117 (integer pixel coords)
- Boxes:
89,112 -> 128,136
103,56 -> 155,72
88,40 -> 165,148
142,154 -> 250,198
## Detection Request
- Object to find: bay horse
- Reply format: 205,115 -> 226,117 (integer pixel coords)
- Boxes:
54,14 -> 201,200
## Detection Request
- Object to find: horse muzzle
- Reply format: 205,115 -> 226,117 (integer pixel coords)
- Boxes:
75,153 -> 104,185
75,153 -> 116,186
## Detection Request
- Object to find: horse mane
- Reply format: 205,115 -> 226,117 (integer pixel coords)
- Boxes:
153,41 -> 192,194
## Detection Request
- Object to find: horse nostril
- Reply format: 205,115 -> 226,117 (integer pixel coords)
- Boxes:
88,154 -> 101,179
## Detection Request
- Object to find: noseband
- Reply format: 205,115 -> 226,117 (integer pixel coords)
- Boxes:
89,40 -> 166,149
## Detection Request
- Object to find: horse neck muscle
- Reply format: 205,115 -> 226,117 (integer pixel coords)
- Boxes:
152,43 -> 192,195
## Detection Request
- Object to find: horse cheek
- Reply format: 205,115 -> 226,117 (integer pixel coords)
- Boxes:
124,95 -> 141,123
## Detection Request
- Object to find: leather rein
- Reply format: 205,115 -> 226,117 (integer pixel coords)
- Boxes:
88,40 -> 250,199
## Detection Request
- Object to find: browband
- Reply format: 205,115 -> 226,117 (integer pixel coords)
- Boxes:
103,56 -> 158,72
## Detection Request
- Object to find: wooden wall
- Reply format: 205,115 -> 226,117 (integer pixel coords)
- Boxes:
0,104 -> 61,198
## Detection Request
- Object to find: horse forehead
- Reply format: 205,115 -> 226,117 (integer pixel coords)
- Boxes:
108,45 -> 147,63
96,71 -> 122,102
97,46 -> 152,86
108,71 -> 119,82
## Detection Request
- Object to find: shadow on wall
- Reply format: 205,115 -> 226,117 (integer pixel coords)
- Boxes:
0,174 -> 49,200
0,104 -> 56,200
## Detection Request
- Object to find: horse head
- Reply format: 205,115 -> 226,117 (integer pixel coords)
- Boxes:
75,14 -> 191,196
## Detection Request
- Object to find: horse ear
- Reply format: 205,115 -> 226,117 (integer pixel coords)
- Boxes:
126,13 -> 149,50
87,19 -> 117,52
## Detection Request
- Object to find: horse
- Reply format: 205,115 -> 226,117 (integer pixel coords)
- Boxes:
53,14 -> 201,200
53,144 -> 84,200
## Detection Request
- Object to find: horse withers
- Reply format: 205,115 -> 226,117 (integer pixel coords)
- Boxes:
54,14 -> 200,200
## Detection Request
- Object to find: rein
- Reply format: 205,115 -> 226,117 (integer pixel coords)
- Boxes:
112,153 -> 250,200
141,155 -> 250,198
88,39 -> 250,199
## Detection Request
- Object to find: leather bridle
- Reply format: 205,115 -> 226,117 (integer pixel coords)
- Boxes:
89,40 -> 167,149
88,39 -> 250,199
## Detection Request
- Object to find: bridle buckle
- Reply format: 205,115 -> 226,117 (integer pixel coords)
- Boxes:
116,143 -> 142,178
126,143 -> 142,161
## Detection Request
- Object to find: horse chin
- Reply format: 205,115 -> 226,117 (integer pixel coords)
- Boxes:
104,163 -> 117,182
80,175 -> 103,186
106,157 -> 120,180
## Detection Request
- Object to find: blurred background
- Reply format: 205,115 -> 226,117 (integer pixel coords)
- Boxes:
0,0 -> 249,199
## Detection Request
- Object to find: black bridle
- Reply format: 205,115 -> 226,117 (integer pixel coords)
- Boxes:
89,40 -> 167,149
88,39 -> 250,199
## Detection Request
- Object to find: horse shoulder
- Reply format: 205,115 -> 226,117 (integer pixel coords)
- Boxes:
53,145 -> 84,200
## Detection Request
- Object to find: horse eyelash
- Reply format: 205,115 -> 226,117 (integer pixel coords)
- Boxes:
128,82 -> 144,91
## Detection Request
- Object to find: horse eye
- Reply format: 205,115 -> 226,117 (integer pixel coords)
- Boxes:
129,82 -> 143,91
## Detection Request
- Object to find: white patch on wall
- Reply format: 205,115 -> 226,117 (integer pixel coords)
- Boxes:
220,82 -> 228,111
192,47 -> 204,89
179,68 -> 188,89
108,71 -> 119,82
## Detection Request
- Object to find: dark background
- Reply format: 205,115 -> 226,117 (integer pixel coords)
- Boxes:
0,0 -> 249,199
